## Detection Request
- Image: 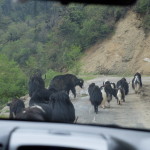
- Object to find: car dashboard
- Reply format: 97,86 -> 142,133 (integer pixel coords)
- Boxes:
0,120 -> 150,150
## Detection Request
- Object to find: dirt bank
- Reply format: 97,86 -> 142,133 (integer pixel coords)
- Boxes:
81,11 -> 150,75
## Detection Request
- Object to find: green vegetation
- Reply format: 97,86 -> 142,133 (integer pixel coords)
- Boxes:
134,0 -> 150,33
0,0 -> 149,105
0,1 -> 128,73
44,69 -> 61,87
0,115 -> 8,119
0,54 -> 27,105
79,74 -> 99,81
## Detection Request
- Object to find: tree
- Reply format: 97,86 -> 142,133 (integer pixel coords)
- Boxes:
0,54 -> 27,106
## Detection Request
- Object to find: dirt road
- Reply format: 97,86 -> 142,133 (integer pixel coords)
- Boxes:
73,76 -> 150,129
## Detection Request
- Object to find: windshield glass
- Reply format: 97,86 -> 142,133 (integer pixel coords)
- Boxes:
0,0 -> 150,129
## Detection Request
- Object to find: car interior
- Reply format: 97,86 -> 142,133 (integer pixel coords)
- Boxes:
0,0 -> 150,149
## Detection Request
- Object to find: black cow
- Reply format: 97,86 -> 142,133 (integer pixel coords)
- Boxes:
49,74 -> 84,98
16,91 -> 76,123
7,98 -> 25,119
49,91 -> 76,123
15,104 -> 52,122
100,85 -> 114,108
28,73 -> 45,97
104,81 -> 118,99
29,88 -> 57,106
17,92 -> 75,123
116,78 -> 129,95
105,81 -> 116,94
132,72 -> 142,94
88,83 -> 95,96
110,82 -> 118,99
88,83 -> 103,114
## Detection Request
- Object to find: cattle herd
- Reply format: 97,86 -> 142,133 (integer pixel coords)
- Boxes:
7,71 -> 143,122
88,72 -> 142,113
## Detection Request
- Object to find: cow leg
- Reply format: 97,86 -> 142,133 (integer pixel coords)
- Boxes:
117,98 -> 120,105
123,98 -> 125,102
107,102 -> 110,108
115,96 -> 118,100
66,89 -> 70,95
117,100 -> 119,105
122,95 -> 125,102
71,87 -> 76,98
118,100 -> 121,105
103,99 -> 106,108
102,105 -> 105,109
100,99 -> 105,109
94,105 -> 98,114
116,96 -> 119,104
9,112 -> 14,119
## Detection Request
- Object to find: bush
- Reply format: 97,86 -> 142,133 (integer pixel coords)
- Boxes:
44,69 -> 61,88
135,0 -> 150,15
134,0 -> 150,33
0,2 -> 129,74
70,61 -> 82,75
64,45 -> 82,70
0,54 -> 27,106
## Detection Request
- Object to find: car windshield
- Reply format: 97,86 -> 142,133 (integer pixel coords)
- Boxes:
0,0 -> 150,129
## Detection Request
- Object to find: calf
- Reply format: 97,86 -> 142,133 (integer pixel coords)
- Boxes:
101,81 -> 118,107
100,86 -> 107,109
116,88 -> 125,105
7,98 -> 25,119
104,81 -> 117,98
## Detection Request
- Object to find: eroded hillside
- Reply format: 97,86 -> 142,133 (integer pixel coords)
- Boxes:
81,11 -> 150,75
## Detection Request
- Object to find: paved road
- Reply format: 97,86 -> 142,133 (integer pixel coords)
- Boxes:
72,76 -> 150,129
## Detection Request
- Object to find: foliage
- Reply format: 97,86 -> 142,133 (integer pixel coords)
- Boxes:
70,61 -> 82,75
0,0 -> 148,106
0,54 -> 27,105
0,1 -> 129,74
64,45 -> 81,68
143,15 -> 150,33
134,0 -> 150,33
44,69 -> 61,87
135,0 -> 150,14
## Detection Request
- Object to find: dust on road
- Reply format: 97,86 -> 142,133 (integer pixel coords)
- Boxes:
73,76 -> 150,129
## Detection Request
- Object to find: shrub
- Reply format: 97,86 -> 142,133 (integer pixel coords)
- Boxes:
0,54 -> 27,106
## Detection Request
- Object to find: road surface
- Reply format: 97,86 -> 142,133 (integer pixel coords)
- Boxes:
72,76 -> 150,129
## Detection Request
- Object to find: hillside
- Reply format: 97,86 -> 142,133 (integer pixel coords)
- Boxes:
0,0 -> 149,105
81,11 -> 150,75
